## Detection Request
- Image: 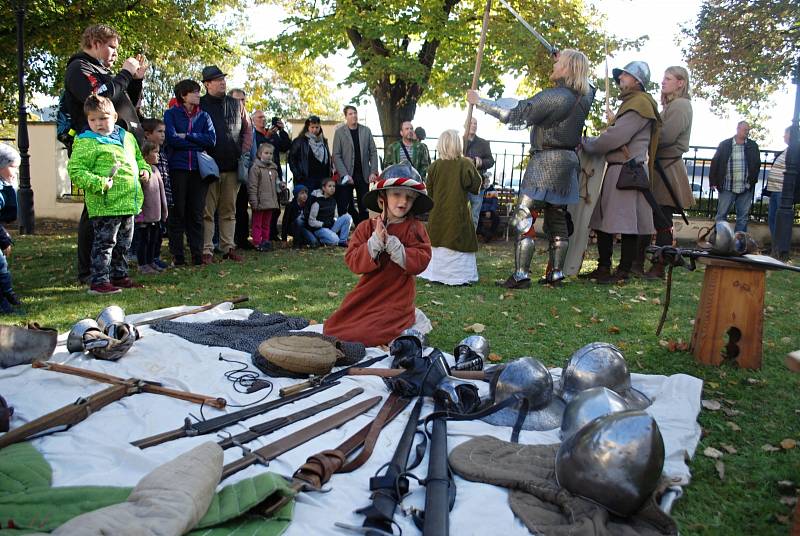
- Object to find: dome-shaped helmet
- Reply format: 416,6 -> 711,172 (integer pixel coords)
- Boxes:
66,319 -> 101,353
556,410 -> 665,517
559,342 -> 650,409
453,335 -> 489,371
95,305 -> 126,331
481,357 -> 565,431
612,61 -> 651,88
559,386 -> 629,440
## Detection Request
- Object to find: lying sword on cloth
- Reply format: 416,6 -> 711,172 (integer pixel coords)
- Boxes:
279,353 -> 389,397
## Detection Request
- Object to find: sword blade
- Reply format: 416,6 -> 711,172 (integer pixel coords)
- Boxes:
496,0 -> 556,55
217,387 -> 364,449
221,395 -> 382,480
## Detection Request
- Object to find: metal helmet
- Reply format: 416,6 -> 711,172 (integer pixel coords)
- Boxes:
559,386 -> 629,441
86,322 -> 139,361
612,61 -> 651,88
95,305 -> 126,331
555,410 -> 665,517
559,342 -> 651,410
481,357 -> 565,431
700,221 -> 735,255
734,231 -> 759,255
66,319 -> 101,353
454,335 -> 489,359
389,328 -> 427,368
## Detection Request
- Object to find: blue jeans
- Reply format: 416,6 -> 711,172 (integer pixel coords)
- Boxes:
314,214 -> 353,245
468,191 -> 483,229
768,192 -> 780,238
715,188 -> 753,233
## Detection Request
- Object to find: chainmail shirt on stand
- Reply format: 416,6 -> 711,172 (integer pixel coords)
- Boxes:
486,84 -> 595,198
150,311 -> 309,355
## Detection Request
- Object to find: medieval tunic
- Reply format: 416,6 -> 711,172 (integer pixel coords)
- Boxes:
417,157 -> 482,285
652,97 -> 694,209
323,217 -> 432,347
585,111 -> 656,235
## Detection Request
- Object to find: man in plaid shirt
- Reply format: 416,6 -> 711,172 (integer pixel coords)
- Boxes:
709,121 -> 761,232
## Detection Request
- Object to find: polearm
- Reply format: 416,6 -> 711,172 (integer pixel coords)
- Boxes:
463,0 -> 492,153
133,296 -> 249,326
496,0 -> 558,57
0,384 -> 132,448
32,361 -> 226,409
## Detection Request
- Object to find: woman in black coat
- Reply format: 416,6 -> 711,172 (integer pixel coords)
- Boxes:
288,115 -> 331,193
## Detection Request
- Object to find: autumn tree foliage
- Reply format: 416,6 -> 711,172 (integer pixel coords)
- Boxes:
683,0 -> 799,115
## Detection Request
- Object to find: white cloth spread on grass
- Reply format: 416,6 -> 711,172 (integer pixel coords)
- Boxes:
0,304 -> 703,536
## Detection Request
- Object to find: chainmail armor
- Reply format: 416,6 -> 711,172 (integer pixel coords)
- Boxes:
151,311 -> 309,355
482,84 -> 595,197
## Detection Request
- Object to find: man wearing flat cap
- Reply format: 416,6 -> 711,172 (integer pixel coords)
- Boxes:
198,65 -> 252,264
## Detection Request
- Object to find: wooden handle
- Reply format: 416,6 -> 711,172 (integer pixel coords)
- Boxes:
33,360 -> 125,385
133,296 -> 249,326
346,368 -> 487,381
279,380 -> 313,398
139,383 -> 226,409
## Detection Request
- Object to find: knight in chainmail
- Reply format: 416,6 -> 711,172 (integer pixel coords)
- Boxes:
150,310 -> 309,354
467,49 -> 595,288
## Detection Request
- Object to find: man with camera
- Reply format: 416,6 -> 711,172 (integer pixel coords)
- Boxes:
251,110 -> 291,244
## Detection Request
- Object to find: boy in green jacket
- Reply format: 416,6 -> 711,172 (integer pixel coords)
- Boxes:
68,95 -> 148,294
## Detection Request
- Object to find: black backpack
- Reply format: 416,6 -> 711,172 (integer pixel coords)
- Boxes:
55,89 -> 76,150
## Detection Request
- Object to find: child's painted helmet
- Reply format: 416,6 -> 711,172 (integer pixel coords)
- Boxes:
363,163 -> 433,215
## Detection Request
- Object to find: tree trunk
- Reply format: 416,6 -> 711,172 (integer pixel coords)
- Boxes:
371,77 -> 423,162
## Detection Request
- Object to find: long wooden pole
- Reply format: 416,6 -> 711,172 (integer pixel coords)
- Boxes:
464,0 -> 493,153
133,296 -> 248,326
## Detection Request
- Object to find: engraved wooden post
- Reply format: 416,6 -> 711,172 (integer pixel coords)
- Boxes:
690,257 -> 766,369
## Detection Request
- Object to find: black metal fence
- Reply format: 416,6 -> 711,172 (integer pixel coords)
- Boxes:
373,136 -> 791,223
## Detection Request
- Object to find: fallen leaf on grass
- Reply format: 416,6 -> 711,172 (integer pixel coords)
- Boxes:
775,514 -> 791,525
762,444 -> 781,453
780,496 -> 798,507
464,323 -> 485,333
780,438 -> 797,450
703,446 -> 723,459
430,300 -> 443,306
327,291 -> 339,298
715,460 -> 725,480
284,294 -> 298,301
701,400 -> 722,411
607,326 -> 620,334
308,319 -> 318,325
722,407 -> 742,417
781,336 -> 792,344
651,297 -> 662,305
549,306 -> 559,318
571,306 -> 582,313
720,444 -> 737,454
154,289 -> 165,295
218,270 -> 229,277
488,353 -> 503,362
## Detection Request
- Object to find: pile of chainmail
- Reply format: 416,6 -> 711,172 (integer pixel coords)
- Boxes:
150,311 -> 309,354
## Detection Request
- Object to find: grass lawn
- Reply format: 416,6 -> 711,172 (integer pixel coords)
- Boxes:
4,221 -> 799,535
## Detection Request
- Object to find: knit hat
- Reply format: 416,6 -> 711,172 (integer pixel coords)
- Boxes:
363,163 -> 433,215
293,184 -> 309,197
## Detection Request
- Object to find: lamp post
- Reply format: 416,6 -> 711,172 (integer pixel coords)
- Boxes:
773,57 -> 800,260
15,0 -> 34,235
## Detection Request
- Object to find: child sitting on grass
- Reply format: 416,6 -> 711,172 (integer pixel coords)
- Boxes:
305,177 -> 352,247
323,163 -> 433,347
0,144 -> 21,313
67,94 -> 148,295
135,141 -> 168,274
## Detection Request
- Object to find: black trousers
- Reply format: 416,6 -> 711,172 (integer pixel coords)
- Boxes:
597,231 -> 638,271
136,222 -> 160,266
77,205 -> 93,282
234,185 -> 250,247
168,169 -> 208,261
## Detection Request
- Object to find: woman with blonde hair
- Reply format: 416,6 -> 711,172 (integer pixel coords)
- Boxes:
638,66 -> 693,278
467,49 -> 595,287
417,129 -> 482,285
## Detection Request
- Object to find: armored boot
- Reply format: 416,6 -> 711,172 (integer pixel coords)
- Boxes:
539,237 -> 569,286
500,236 -> 535,289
